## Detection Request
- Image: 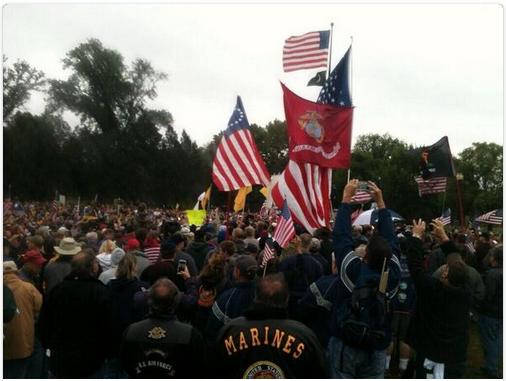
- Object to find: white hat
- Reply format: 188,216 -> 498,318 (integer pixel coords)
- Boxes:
3,261 -> 18,272
54,237 -> 81,256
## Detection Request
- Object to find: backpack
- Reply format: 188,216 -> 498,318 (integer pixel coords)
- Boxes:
336,260 -> 391,351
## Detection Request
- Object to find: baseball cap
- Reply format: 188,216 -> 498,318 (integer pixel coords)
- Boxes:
125,238 -> 140,252
235,255 -> 258,280
22,250 -> 47,267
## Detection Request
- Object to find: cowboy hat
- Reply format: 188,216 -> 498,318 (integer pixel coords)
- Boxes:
54,237 -> 81,256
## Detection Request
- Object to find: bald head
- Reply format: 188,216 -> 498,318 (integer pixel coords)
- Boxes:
149,278 -> 180,316
254,274 -> 289,309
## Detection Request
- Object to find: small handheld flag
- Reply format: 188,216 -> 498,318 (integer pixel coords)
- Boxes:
272,200 -> 296,248
440,208 -> 452,226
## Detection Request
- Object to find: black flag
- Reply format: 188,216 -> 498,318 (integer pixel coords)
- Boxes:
307,71 -> 326,87
415,136 -> 456,179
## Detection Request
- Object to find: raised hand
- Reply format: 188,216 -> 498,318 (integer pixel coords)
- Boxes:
430,218 -> 450,242
412,218 -> 426,239
367,181 -> 385,209
342,179 -> 359,203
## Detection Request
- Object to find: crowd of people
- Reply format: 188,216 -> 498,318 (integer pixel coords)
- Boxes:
2,181 -> 502,379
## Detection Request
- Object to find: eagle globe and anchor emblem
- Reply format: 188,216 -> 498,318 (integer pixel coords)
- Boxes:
298,111 -> 324,143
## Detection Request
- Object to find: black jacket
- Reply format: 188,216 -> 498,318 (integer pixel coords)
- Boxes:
108,277 -> 150,354
119,315 -> 206,378
405,237 -> 471,363
213,305 -> 327,378
39,273 -> 112,378
478,266 -> 502,319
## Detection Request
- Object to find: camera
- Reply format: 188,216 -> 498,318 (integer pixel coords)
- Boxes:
357,181 -> 370,191
177,259 -> 187,272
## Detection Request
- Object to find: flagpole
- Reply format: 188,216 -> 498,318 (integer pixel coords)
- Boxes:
328,22 -> 334,77
346,36 -> 354,184
441,189 -> 447,215
349,36 -> 353,101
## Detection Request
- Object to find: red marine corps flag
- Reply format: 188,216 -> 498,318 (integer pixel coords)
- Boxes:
282,83 -> 353,168
212,97 -> 270,191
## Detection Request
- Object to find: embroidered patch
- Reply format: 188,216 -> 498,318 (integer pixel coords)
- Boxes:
148,326 -> 166,340
243,360 -> 285,379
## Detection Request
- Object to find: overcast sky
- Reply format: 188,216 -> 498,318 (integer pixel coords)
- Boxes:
3,2 -> 503,155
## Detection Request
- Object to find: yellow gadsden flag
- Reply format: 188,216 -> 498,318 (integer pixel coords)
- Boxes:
259,187 -> 268,199
234,186 -> 252,212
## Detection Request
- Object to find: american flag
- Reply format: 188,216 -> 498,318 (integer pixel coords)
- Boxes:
271,160 -> 332,234
414,176 -> 447,196
465,240 -> 476,254
475,209 -> 503,225
350,190 -> 373,204
317,45 -> 352,106
283,30 -> 330,72
440,208 -> 451,226
262,238 -> 275,267
212,97 -> 270,191
272,200 -> 296,248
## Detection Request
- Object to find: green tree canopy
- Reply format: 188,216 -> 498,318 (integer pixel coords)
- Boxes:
3,56 -> 45,121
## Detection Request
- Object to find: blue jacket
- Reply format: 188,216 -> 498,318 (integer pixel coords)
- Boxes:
298,203 -> 401,350
205,281 -> 255,343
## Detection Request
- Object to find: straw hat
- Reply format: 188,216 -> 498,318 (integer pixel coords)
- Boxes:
54,237 -> 81,256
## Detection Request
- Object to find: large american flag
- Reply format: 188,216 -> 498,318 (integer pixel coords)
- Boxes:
272,48 -> 352,233
440,208 -> 451,226
271,160 -> 332,234
212,97 -> 270,191
272,200 -> 296,248
475,209 -> 503,225
414,176 -> 447,196
283,30 -> 330,72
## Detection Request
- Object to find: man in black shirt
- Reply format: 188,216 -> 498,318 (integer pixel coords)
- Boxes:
119,278 -> 205,378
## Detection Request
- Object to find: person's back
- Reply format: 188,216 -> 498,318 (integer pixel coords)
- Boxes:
405,219 -> 471,378
3,261 -> 43,379
120,278 -> 206,378
140,240 -> 177,285
43,257 -> 72,294
476,245 -> 503,378
213,274 -> 327,378
39,252 -> 112,378
108,253 -> 149,354
327,180 -> 401,379
206,255 -> 257,342
278,234 -> 324,317
186,230 -> 209,271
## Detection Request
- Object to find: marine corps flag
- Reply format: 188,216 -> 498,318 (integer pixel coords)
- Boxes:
281,83 -> 353,168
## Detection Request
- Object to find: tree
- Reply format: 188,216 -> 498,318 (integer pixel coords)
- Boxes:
47,38 -> 170,134
456,142 -> 503,217
251,120 -> 289,175
3,56 -> 45,122
4,113 -> 69,199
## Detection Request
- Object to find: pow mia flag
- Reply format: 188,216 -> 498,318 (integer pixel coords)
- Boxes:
307,71 -> 326,87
